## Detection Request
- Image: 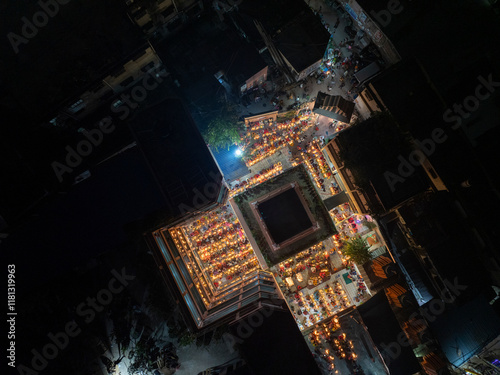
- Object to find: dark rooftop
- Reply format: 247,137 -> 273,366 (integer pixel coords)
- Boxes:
332,111 -> 430,211
313,92 -> 355,124
397,192 -> 491,295
223,44 -> 268,87
1,146 -> 168,294
274,10 -> 330,73
130,98 -> 225,217
357,292 -> 422,375
227,11 -> 267,51
237,0 -> 309,36
1,0 -> 144,119
429,294 -> 500,367
231,307 -> 322,375
356,0 -> 500,94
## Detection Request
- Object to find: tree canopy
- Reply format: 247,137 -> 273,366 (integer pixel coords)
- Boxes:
203,99 -> 242,151
343,237 -> 372,265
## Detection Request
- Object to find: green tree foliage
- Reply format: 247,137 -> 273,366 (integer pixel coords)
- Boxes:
203,99 -> 242,151
178,330 -> 196,347
343,237 -> 372,265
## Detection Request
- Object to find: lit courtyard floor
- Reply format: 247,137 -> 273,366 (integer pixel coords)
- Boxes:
271,239 -> 371,331
182,204 -> 260,292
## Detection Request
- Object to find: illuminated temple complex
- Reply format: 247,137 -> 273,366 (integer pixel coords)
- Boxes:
147,110 -> 387,333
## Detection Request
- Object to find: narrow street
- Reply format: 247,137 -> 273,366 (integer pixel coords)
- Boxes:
240,0 -> 374,121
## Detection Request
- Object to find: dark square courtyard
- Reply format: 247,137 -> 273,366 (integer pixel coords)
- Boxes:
231,165 -> 337,266
258,187 -> 313,244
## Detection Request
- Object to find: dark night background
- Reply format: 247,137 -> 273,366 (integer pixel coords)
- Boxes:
1,0 -> 500,374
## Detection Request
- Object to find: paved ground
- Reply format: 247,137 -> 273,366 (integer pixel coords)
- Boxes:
108,320 -> 236,375
308,312 -> 389,375
175,339 -> 237,375
129,2 -> 385,374
239,0 -> 374,121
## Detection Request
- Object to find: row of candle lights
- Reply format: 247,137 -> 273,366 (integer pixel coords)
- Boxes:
183,206 -> 259,291
241,113 -> 315,166
302,140 -> 336,193
295,281 -> 351,330
246,118 -> 274,132
307,141 -> 333,180
229,162 -> 283,197
169,229 -> 211,306
309,319 -> 360,371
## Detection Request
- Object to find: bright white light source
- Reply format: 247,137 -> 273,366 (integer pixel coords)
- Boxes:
235,148 -> 242,156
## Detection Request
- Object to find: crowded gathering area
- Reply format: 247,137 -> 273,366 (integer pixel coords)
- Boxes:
308,317 -> 367,374
163,87 -> 386,374
270,212 -> 372,331
173,97 -> 382,327
156,96 -> 390,374
182,205 -> 260,292
240,110 -> 315,166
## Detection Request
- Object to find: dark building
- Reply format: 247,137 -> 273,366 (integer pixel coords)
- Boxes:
129,98 -> 227,220
213,43 -> 269,96
322,105 -> 499,372
429,294 -> 500,368
2,97 -> 225,288
350,0 -> 500,271
332,0 -> 500,306
1,0 -> 145,120
313,92 -> 356,124
358,292 -> 422,375
229,307 -> 322,375
273,9 -> 331,80
230,0 -> 330,82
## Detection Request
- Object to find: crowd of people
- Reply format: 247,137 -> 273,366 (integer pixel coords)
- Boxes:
331,202 -> 355,225
241,111 -> 315,166
272,241 -> 353,330
229,162 -> 283,197
302,140 -> 336,193
266,202 -> 373,330
294,281 -> 352,330
184,205 -> 259,290
310,322 -> 365,374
